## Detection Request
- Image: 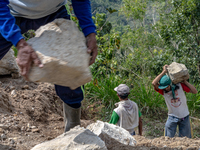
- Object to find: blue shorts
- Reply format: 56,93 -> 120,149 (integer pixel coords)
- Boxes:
165,115 -> 191,138
130,131 -> 135,136
0,6 -> 84,107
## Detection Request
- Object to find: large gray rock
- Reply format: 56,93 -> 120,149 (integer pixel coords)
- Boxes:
0,49 -> 20,78
87,121 -> 136,150
27,19 -> 91,89
31,126 -> 107,150
167,62 -> 189,84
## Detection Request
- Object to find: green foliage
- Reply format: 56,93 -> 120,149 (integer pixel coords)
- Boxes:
89,0 -> 200,119
121,0 -> 147,20
93,13 -> 112,36
128,79 -> 167,116
85,73 -> 122,121
186,83 -> 200,115
156,0 -> 200,82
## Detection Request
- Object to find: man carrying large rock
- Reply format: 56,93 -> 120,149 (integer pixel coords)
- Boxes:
152,65 -> 197,138
0,0 -> 97,132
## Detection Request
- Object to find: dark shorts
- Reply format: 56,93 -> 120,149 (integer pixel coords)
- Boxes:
0,6 -> 84,106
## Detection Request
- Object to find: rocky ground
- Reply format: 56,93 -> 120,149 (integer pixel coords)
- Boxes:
0,76 -> 200,150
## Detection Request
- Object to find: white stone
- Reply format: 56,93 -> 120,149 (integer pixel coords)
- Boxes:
167,62 -> 189,84
31,126 -> 37,129
0,49 -> 20,78
87,121 -> 136,150
9,138 -> 15,144
11,90 -> 17,97
27,19 -> 92,89
0,124 -> 8,130
31,126 -> 107,150
1,134 -> 7,140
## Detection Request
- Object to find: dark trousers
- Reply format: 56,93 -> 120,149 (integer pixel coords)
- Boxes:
0,6 -> 83,108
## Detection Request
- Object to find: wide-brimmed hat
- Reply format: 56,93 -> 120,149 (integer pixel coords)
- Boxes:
158,75 -> 171,89
114,84 -> 130,95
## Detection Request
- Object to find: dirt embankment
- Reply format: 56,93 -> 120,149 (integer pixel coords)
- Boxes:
0,76 -> 199,150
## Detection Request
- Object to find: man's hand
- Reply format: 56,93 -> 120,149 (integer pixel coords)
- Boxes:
86,33 -> 98,65
162,64 -> 169,73
16,39 -> 43,80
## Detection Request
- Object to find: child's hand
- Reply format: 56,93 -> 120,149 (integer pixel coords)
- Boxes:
163,65 -> 169,73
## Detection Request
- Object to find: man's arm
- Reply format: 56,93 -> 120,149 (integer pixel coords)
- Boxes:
152,65 -> 168,90
0,0 -> 23,46
0,1 -> 42,79
72,0 -> 97,65
109,111 -> 119,125
183,80 -> 197,94
71,0 -> 96,36
138,117 -> 142,136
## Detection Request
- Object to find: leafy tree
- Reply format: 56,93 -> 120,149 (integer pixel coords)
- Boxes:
157,0 -> 200,82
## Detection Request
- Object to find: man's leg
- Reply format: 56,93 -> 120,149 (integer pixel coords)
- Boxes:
178,115 -> 191,138
165,115 -> 178,137
0,37 -> 13,60
28,5 -> 82,132
48,6 -> 84,132
55,85 -> 84,132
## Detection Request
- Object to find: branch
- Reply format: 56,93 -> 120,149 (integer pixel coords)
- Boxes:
119,66 -> 142,79
190,116 -> 200,122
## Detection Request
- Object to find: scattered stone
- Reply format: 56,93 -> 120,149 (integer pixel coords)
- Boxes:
22,85 -> 29,89
11,90 -> 17,97
32,128 -> 40,133
26,128 -> 31,132
0,128 -> 4,133
9,138 -> 15,144
31,126 -> 37,129
21,126 -> 25,131
1,134 -> 7,140
31,126 -> 107,150
167,62 -> 189,84
0,124 -> 9,130
9,86 -> 15,90
87,120 -> 136,150
27,19 -> 92,90
165,136 -> 170,140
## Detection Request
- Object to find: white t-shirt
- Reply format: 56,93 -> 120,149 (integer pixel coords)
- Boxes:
9,0 -> 67,19
163,83 -> 189,118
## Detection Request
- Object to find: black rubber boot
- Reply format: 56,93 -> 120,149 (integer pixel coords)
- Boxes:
63,103 -> 81,132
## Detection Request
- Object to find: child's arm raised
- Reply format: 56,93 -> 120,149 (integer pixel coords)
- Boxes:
183,80 -> 198,94
152,65 -> 168,90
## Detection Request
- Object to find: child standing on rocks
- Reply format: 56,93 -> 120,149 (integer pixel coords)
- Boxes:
109,84 -> 142,136
152,65 -> 197,138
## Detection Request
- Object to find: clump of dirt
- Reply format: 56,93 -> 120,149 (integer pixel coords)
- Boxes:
0,76 -> 199,150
